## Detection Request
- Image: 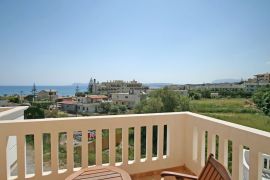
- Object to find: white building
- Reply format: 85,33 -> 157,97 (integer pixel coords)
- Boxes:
77,95 -> 108,114
210,92 -> 219,98
88,78 -> 148,95
58,100 -> 77,113
244,73 -> 270,92
0,106 -> 28,177
37,90 -> 58,101
111,91 -> 142,108
185,83 -> 245,91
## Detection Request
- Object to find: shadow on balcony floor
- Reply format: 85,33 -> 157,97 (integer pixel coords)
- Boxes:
131,166 -> 195,180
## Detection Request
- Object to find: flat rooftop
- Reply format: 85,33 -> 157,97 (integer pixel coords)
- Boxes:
0,107 -> 12,112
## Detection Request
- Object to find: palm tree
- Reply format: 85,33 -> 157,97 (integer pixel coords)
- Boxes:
88,78 -> 93,94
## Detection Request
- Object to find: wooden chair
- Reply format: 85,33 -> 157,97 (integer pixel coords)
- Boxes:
161,154 -> 231,180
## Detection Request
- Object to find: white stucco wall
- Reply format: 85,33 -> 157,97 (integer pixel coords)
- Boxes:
0,106 -> 28,177
111,93 -> 141,108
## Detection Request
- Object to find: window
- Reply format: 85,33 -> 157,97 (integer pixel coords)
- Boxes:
264,159 -> 268,169
125,96 -> 128,98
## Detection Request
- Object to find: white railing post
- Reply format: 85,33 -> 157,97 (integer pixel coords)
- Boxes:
34,133 -> 43,177
51,132 -> 58,174
134,126 -> 141,163
81,129 -> 88,168
232,142 -> 243,180
146,125 -> 153,161
122,128 -> 129,165
0,136 -> 7,179
249,148 -> 262,180
218,136 -> 228,168
17,135 -> 26,179
192,127 -> 198,161
0,113 -> 269,180
207,131 -> 215,157
198,129 -> 205,167
109,128 -> 116,166
166,125 -> 170,158
157,125 -> 164,159
95,129 -> 102,165
67,131 -> 74,173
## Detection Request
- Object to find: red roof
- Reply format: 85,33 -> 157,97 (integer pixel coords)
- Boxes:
58,100 -> 77,105
88,95 -> 108,99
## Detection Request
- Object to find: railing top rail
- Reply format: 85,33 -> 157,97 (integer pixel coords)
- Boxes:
0,106 -> 28,119
185,112 -> 270,138
0,111 -> 269,140
0,112 -> 188,123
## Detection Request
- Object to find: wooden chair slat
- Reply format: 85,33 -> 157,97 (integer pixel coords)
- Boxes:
74,173 -> 121,180
161,154 -> 231,180
209,170 -> 218,180
82,169 -> 111,175
205,166 -> 215,179
200,164 -> 212,179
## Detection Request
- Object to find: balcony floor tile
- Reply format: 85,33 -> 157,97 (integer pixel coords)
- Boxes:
131,166 -> 195,180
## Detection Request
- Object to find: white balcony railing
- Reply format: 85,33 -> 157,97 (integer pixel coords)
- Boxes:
0,112 -> 269,180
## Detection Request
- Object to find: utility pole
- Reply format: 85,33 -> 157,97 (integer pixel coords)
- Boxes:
75,85 -> 79,117
20,91 -> 23,104
75,85 -> 79,95
31,83 -> 37,102
49,89 -> 52,102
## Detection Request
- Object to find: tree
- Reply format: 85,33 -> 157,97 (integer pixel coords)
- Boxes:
261,92 -> 270,115
118,105 -> 127,113
156,88 -> 179,112
24,106 -> 45,119
24,95 -> 34,102
109,105 -> 119,115
135,88 -> 190,113
252,85 -> 270,116
75,92 -> 85,97
139,97 -> 163,113
48,89 -> 53,102
178,95 -> 190,111
188,91 -> 201,100
88,78 -> 93,94
32,101 -> 53,109
8,96 -> 19,103
99,102 -> 111,113
200,89 -> 211,98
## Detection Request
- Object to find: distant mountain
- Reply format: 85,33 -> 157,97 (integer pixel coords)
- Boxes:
143,83 -> 173,89
212,79 -> 241,84
72,82 -> 172,89
72,83 -> 88,86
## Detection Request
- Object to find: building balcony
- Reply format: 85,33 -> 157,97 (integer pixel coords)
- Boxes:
0,110 -> 270,180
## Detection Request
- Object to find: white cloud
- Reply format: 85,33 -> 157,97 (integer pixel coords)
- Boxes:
266,61 -> 270,65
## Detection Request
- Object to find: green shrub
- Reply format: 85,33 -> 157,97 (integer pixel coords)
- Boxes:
24,106 -> 45,119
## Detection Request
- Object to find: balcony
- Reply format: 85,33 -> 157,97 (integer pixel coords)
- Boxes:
0,111 -> 270,180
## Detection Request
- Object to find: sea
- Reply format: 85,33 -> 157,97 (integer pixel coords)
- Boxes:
0,86 -> 88,97
0,83 -> 168,97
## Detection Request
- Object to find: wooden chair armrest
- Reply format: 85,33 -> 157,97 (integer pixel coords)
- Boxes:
161,171 -> 198,180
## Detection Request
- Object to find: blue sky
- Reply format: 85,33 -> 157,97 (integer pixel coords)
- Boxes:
0,0 -> 270,85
